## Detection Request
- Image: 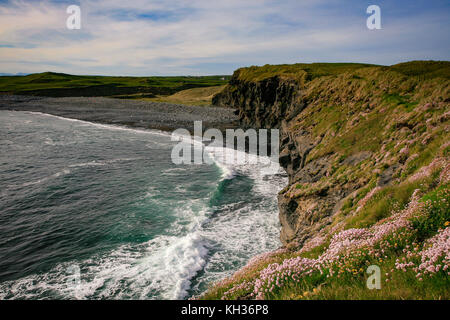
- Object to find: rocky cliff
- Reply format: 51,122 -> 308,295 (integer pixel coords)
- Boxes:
213,61 -> 450,247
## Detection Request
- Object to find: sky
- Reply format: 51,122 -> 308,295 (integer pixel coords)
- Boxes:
0,0 -> 449,76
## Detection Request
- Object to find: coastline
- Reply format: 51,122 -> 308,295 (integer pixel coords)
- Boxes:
0,95 -> 239,134
0,106 -> 286,299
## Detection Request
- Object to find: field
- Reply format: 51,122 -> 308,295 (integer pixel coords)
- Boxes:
141,85 -> 226,106
0,72 -> 230,105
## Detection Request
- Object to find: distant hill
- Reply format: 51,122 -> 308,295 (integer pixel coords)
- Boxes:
0,72 -> 231,98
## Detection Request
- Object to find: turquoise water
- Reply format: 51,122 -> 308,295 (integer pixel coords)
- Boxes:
0,110 -> 286,300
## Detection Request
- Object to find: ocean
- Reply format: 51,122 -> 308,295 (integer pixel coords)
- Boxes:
0,110 -> 286,300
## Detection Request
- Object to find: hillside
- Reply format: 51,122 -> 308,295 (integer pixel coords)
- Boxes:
0,72 -> 230,98
202,61 -> 450,299
143,85 -> 226,106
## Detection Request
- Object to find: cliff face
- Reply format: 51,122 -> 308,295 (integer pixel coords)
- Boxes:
212,75 -> 302,129
213,62 -> 450,247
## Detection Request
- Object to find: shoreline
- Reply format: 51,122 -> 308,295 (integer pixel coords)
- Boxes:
0,95 -> 239,134
0,106 -> 286,299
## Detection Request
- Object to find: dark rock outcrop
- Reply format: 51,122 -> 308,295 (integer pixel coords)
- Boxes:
212,62 -> 449,247
213,73 -> 338,246
213,75 -> 304,129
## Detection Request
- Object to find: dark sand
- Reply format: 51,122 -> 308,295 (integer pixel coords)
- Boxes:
0,95 -> 238,133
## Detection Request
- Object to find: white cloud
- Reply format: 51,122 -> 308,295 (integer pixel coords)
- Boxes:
0,0 -> 448,75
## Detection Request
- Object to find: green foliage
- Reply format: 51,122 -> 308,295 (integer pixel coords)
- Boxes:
389,60 -> 450,80
235,63 -> 377,82
345,179 -> 429,229
233,61 -> 450,83
412,185 -> 450,242
382,93 -> 418,112
311,110 -> 386,160
201,60 -> 450,301
402,129 -> 447,178
0,72 -> 230,97
300,241 -> 330,259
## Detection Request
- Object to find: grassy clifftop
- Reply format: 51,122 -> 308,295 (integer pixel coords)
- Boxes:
204,61 -> 449,300
234,62 -> 376,82
232,61 -> 450,82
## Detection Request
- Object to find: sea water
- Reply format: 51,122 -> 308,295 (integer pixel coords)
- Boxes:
0,110 -> 287,300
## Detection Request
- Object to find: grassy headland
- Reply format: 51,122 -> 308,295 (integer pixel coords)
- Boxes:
202,60 -> 450,300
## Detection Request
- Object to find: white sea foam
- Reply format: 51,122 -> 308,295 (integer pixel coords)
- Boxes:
25,111 -> 172,138
0,185 -> 212,300
20,169 -> 71,188
206,149 -> 236,180
68,158 -> 139,168
165,134 -> 287,295
0,110 -> 288,300
10,157 -> 140,190
160,167 -> 189,176
0,221 -> 209,300
186,144 -> 287,292
204,144 -> 282,182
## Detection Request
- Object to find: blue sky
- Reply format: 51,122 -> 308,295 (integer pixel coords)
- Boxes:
0,0 -> 449,75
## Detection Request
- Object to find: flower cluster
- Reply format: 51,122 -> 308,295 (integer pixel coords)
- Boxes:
395,227 -> 450,280
417,228 -> 450,276
247,189 -> 428,299
439,162 -> 450,184
400,146 -> 409,155
253,256 -> 320,300
210,156 -> 448,300
408,157 -> 446,183
214,248 -> 289,291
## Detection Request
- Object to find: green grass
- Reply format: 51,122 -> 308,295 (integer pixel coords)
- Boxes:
200,182 -> 449,300
0,72 -> 231,99
144,85 -> 226,106
300,240 -> 330,259
231,61 -> 450,83
344,181 -> 422,229
382,93 -> 418,112
411,184 -> 450,242
312,264 -> 449,300
310,107 -> 387,161
402,129 -> 448,178
201,60 -> 450,301
235,63 -> 377,82
388,60 -> 450,80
